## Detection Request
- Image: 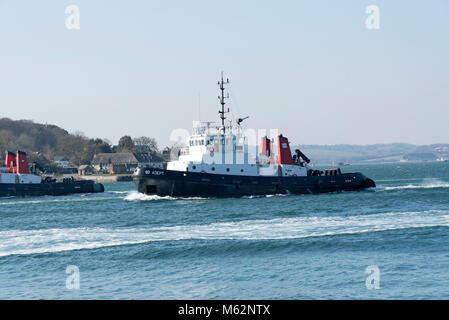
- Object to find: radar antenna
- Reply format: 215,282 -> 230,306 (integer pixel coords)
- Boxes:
237,116 -> 249,126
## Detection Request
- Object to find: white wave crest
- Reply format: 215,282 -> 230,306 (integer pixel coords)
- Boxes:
124,191 -> 175,201
380,179 -> 449,191
108,190 -> 134,194
1,210 -> 448,257
242,194 -> 288,199
124,191 -> 209,201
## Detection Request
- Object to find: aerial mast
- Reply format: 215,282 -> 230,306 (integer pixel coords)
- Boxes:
218,72 -> 230,134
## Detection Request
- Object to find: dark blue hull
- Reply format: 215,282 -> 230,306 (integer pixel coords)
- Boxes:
134,167 -> 376,197
0,180 -> 104,198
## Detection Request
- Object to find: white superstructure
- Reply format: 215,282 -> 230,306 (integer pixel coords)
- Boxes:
1,152 -> 42,184
166,74 -> 308,177
0,168 -> 42,184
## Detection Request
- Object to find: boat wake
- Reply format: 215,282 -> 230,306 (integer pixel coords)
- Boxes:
125,192 -> 175,201
378,179 -> 449,191
124,191 -> 208,201
123,191 -> 286,201
108,190 -> 133,195
241,194 -> 288,199
1,210 -> 448,257
0,196 -> 108,206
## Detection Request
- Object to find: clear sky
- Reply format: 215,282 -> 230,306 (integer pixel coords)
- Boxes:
0,0 -> 448,147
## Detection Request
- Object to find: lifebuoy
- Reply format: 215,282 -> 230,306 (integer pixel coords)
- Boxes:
209,147 -> 214,153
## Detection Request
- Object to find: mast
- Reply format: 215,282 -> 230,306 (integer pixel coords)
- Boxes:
217,72 -> 229,133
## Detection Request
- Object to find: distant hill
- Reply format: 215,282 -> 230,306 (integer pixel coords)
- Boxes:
293,143 -> 449,164
0,118 -> 111,168
403,144 -> 449,161
0,118 -> 158,170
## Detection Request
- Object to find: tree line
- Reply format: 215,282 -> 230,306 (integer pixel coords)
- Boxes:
0,118 -> 158,169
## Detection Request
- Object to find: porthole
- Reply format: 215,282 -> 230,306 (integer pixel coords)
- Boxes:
192,165 -> 196,170
241,169 -> 244,172
212,167 -> 215,171
226,168 -> 230,172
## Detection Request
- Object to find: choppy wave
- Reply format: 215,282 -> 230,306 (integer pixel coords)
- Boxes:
1,210 -> 448,257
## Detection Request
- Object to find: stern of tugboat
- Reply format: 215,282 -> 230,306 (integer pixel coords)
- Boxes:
362,177 -> 376,188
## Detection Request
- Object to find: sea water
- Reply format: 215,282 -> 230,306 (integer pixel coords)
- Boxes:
0,162 -> 449,299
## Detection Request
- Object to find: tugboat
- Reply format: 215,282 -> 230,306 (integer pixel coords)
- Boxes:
133,74 -> 375,197
0,151 -> 104,197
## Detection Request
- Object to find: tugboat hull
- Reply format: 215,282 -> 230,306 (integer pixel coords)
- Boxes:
134,167 -> 376,197
0,180 -> 104,198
